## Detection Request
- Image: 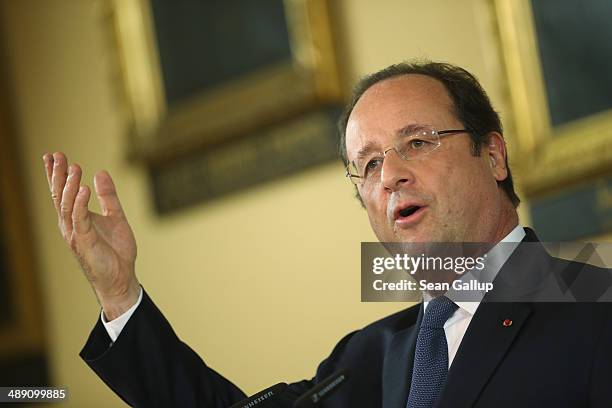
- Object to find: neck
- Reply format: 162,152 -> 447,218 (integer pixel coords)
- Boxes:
491,202 -> 519,244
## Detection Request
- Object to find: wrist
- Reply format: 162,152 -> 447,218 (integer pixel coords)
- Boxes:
98,279 -> 141,321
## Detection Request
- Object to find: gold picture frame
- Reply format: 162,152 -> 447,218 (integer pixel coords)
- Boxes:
107,0 -> 342,165
494,0 -> 612,197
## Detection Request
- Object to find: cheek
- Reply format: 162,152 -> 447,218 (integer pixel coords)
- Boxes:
436,159 -> 490,218
368,203 -> 387,228
461,167 -> 498,216
364,195 -> 393,237
364,194 -> 382,217
434,161 -> 464,213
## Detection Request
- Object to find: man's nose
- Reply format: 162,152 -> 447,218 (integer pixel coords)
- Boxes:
381,149 -> 415,191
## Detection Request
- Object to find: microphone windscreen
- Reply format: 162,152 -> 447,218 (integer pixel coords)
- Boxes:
293,369 -> 349,408
229,382 -> 288,408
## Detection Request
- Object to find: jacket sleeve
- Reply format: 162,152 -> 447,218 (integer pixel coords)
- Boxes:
80,289 -> 247,407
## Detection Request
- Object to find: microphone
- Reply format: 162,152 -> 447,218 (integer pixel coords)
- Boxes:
293,368 -> 349,408
228,383 -> 288,408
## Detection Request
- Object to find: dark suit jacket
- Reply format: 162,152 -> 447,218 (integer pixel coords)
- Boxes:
81,229 -> 612,407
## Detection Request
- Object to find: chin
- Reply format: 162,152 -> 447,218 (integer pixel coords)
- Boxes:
392,230 -> 435,243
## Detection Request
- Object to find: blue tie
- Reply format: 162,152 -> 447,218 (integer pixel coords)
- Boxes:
406,296 -> 458,408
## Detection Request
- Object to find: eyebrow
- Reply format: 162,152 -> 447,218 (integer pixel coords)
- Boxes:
355,123 -> 430,160
396,123 -> 430,137
356,141 -> 378,160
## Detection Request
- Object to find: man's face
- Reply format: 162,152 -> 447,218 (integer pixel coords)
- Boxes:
345,74 -> 509,243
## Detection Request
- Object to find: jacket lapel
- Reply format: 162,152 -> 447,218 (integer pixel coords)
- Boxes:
436,302 -> 531,407
436,229 -> 540,406
382,303 -> 423,408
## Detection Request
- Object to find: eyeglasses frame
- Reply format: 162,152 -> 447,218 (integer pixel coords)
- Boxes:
345,128 -> 470,187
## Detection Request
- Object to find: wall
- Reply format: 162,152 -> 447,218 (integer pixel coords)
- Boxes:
0,0 -> 529,406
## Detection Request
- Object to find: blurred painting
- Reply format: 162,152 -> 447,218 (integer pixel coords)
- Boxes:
530,0 -> 612,129
149,0 -> 292,105
495,0 -> 612,239
110,0 -> 343,212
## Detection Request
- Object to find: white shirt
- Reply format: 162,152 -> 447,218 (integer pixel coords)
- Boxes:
422,224 -> 525,367
103,225 -> 526,352
101,287 -> 143,342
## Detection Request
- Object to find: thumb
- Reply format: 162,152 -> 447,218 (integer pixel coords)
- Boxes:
94,170 -> 125,217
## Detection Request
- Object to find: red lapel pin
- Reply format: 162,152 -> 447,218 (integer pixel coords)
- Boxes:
502,319 -> 513,327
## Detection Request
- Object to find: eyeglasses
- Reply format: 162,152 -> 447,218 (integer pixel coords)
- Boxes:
345,127 -> 469,188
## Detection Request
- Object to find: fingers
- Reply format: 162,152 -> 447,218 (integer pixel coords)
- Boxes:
50,152 -> 68,215
42,153 -> 53,190
73,185 -> 92,235
60,164 -> 82,237
94,170 -> 125,218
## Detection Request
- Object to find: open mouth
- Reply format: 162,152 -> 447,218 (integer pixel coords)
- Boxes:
393,204 -> 426,226
399,205 -> 421,218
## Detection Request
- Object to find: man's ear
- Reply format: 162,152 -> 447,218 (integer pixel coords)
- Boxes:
486,132 -> 508,182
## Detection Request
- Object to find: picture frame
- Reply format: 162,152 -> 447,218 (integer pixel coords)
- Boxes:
107,0 -> 343,165
494,0 -> 612,197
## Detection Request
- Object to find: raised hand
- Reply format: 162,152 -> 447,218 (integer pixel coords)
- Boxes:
43,152 -> 140,320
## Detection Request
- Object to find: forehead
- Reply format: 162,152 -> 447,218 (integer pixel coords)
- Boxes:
345,74 -> 457,160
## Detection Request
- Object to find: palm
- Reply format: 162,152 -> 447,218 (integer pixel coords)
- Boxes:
74,211 -> 137,295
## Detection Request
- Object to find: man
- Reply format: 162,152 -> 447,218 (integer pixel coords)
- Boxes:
43,61 -> 612,407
